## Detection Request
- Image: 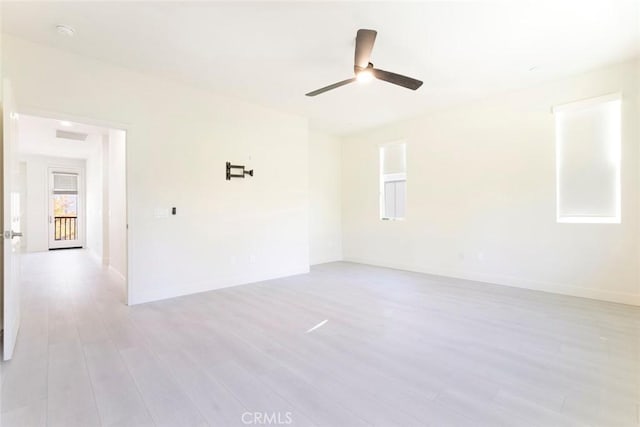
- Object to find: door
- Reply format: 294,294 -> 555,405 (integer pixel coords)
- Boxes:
3,79 -> 23,360
49,170 -> 82,249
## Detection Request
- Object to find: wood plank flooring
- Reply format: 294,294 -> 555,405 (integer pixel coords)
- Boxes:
1,249 -> 638,426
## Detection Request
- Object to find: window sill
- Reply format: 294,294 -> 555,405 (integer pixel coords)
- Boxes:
557,216 -> 620,224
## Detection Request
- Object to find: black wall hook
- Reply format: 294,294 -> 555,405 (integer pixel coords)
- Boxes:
226,162 -> 254,180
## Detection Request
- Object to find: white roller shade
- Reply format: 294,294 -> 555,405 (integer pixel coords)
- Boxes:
553,93 -> 621,223
382,143 -> 406,174
53,173 -> 79,194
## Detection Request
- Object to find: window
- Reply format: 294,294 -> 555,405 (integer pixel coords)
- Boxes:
380,142 -> 406,220
553,93 -> 621,223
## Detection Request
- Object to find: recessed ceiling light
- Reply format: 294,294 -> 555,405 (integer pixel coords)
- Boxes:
528,66 -> 538,72
56,25 -> 75,37
59,120 -> 72,127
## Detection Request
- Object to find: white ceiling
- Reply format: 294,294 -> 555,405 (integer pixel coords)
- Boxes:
18,114 -> 107,159
3,1 -> 639,135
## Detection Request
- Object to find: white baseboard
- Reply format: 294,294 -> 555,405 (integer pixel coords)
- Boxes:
310,255 -> 344,266
343,257 -> 640,307
128,265 -> 310,306
87,249 -> 102,264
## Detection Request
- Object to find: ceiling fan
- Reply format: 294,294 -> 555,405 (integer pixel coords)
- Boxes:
305,29 -> 423,97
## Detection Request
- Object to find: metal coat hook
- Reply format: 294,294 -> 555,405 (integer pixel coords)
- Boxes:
226,162 -> 254,180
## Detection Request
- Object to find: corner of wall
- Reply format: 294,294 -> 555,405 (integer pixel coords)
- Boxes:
309,130 -> 343,265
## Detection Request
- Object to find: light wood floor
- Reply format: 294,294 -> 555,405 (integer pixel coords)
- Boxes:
1,249 -> 638,426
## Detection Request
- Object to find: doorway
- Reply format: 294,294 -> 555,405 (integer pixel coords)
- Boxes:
2,99 -> 129,361
49,169 -> 83,249
16,113 -> 128,293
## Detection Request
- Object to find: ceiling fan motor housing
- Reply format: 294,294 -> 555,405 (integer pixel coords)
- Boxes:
355,62 -> 375,75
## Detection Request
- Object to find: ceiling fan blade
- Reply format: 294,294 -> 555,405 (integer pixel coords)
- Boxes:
354,29 -> 377,70
372,68 -> 423,90
305,78 -> 356,97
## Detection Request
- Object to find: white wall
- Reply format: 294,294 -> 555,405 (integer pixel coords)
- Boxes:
20,155 -> 86,253
107,129 -> 126,279
101,135 -> 110,264
3,35 -> 310,304
342,59 -> 640,305
85,138 -> 104,261
309,131 -> 342,264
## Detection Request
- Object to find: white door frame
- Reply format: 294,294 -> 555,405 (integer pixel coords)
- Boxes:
48,166 -> 85,249
17,107 -> 131,305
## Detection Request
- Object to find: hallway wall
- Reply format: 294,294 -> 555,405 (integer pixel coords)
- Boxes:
85,138 -> 104,261
107,129 -> 126,279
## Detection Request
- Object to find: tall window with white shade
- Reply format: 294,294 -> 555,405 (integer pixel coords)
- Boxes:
380,142 -> 406,220
553,93 -> 621,223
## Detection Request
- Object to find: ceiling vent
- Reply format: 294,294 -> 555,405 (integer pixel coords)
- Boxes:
56,129 -> 88,141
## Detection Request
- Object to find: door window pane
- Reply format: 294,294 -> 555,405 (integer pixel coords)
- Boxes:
53,194 -> 77,217
53,194 -> 77,240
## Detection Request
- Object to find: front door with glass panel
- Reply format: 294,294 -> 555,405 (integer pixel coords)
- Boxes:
49,170 -> 82,249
